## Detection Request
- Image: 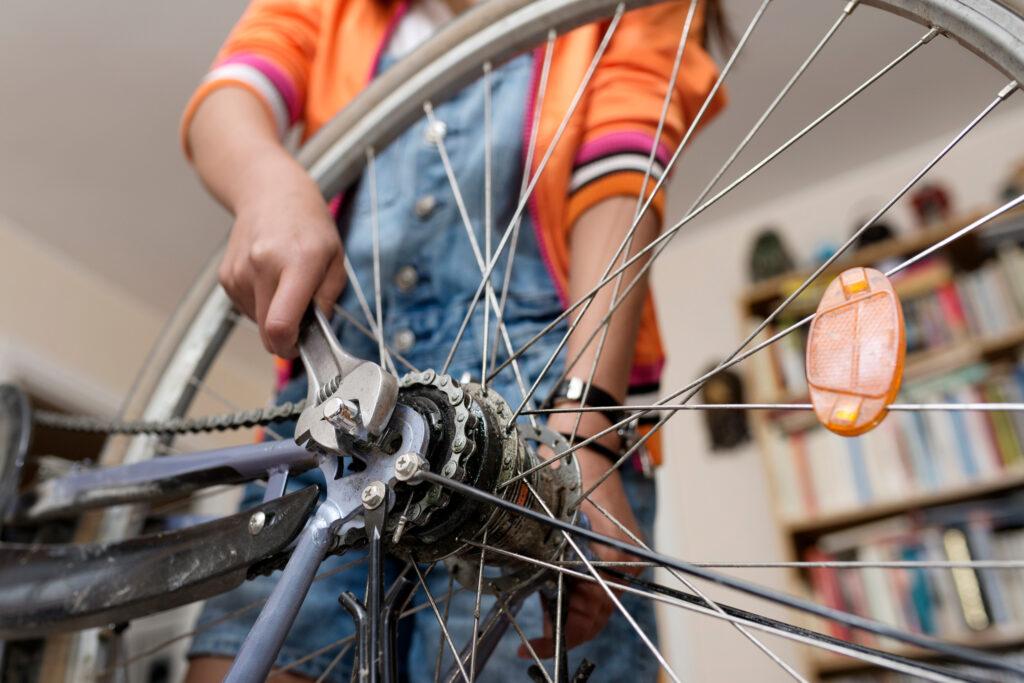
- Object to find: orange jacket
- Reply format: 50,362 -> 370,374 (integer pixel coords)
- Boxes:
182,0 -> 725,460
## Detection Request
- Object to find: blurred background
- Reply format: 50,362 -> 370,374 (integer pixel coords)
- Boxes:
2,0 -> 1024,680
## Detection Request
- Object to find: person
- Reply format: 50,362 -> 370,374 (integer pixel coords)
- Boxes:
180,0 -> 725,679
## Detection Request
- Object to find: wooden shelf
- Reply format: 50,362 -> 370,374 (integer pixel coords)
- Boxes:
739,206 -> 1024,313
814,625 -> 1024,676
783,468 -> 1024,536
741,203 -> 1024,680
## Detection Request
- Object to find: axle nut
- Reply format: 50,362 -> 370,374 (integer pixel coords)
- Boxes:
323,397 -> 360,432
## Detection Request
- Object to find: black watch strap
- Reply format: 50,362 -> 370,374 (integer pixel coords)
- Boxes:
555,432 -> 621,464
545,377 -> 625,427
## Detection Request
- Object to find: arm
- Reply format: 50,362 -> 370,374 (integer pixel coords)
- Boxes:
527,196 -> 659,658
188,89 -> 344,357
182,0 -> 340,358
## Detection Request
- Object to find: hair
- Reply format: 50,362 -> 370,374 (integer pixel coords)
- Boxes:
703,0 -> 733,54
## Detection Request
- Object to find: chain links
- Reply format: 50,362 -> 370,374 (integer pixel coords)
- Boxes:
33,401 -> 306,436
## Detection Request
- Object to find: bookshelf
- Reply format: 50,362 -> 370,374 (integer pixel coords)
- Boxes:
739,206 -> 1024,680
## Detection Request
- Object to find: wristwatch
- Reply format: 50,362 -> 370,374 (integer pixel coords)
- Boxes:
544,376 -> 626,428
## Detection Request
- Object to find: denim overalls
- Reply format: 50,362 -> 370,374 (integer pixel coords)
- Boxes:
190,50 -> 659,683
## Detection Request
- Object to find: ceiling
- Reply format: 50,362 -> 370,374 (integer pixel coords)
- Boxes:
1,0 -> 1021,314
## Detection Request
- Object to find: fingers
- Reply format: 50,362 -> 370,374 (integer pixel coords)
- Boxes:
313,249 -> 347,316
263,265 -> 323,358
218,253 -> 256,322
518,586 -> 613,659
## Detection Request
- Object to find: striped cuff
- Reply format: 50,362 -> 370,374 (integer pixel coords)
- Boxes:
566,131 -> 671,227
180,53 -> 301,157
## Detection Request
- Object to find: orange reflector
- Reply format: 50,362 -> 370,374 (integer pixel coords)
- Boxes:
806,267 -> 905,437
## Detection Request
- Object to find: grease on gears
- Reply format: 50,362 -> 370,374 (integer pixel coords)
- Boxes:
386,371 -> 580,589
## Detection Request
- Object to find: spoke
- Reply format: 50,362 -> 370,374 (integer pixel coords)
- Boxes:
367,148 -> 388,370
524,482 -> 680,682
586,498 -> 806,682
332,303 -> 419,374
889,190 -> 1024,275
424,103 -> 538,424
696,2 -> 857,205
433,574 -> 456,683
490,31 -> 557,374
686,79 -> 1018,424
552,545 -> 566,683
468,528 -> 488,683
268,635 -> 355,680
546,2 -> 859,404
528,401 -> 1024,414
564,0 -> 701,451
426,470 -> 1024,677
502,190 -> 1024,491
316,640 -> 356,683
482,63 -> 493,392
412,562 -> 471,683
491,26 -> 942,386
462,542 -> 967,682
508,0 -> 775,424
495,597 -> 553,683
443,7 -> 625,378
341,256 -> 400,376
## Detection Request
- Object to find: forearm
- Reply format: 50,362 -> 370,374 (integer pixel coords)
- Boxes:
186,86 -> 343,357
564,195 -> 659,405
187,87 -> 302,215
544,195 -> 659,461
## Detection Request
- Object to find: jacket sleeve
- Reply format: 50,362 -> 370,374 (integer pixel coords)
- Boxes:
565,0 -> 726,229
180,0 -> 323,157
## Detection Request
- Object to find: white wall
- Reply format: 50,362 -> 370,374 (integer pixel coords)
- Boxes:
0,210 -> 268,419
652,106 -> 1024,680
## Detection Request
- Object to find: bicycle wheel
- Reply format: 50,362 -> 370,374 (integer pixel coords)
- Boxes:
7,0 -> 1024,681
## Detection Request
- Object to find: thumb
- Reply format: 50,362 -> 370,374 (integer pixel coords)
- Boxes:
313,250 -> 347,315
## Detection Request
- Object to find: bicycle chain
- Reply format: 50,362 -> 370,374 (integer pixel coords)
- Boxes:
32,400 -> 306,436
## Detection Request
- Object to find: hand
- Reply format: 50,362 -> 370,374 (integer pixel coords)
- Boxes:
522,410 -> 645,659
217,153 -> 346,358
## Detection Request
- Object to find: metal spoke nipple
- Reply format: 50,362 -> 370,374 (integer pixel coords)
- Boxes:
361,481 -> 387,509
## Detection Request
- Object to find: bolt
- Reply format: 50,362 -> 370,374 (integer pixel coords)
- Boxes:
453,435 -> 466,452
395,453 -> 426,482
361,481 -> 386,509
448,389 -> 463,406
248,511 -> 266,535
323,397 -> 360,432
442,461 -> 457,477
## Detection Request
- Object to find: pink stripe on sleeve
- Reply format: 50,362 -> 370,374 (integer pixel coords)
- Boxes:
574,131 -> 672,168
629,359 -> 665,387
219,53 -> 302,124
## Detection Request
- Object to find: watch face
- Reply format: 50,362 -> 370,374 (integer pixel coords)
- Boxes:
566,377 -> 585,401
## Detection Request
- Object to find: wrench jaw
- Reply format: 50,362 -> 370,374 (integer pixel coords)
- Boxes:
294,307 -> 398,455
294,366 -> 398,455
